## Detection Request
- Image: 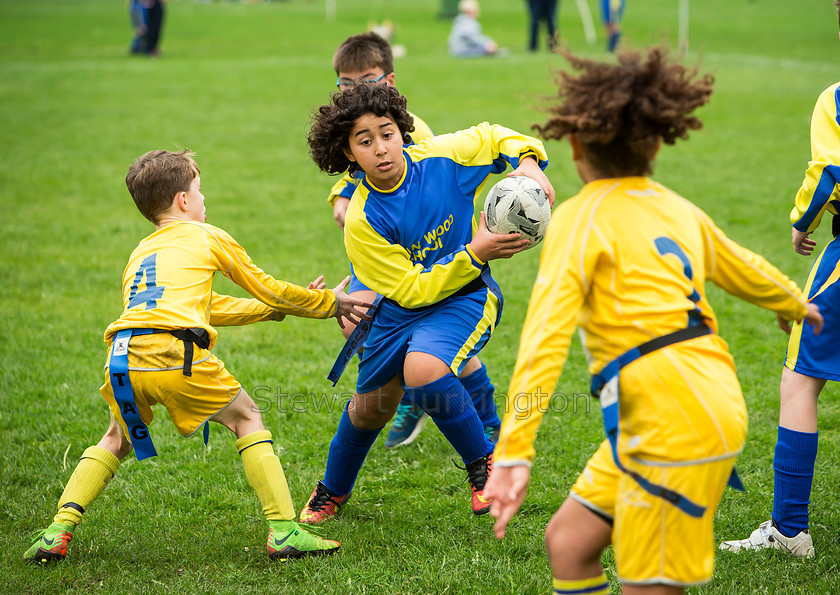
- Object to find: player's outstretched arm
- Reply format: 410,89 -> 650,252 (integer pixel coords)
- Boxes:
331,276 -> 375,329
507,156 -> 556,207
485,464 -> 532,539
777,302 -> 823,336
469,212 -> 531,261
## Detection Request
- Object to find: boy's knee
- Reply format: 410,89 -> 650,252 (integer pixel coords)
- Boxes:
545,513 -> 598,566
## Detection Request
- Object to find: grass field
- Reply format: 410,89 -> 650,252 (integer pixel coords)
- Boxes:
2,0 -> 840,593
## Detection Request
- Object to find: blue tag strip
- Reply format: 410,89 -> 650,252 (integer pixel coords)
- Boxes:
327,295 -> 383,386
109,328 -> 158,460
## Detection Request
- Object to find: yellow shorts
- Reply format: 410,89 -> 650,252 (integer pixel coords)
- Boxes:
571,440 -> 735,586
571,335 -> 747,586
100,333 -> 240,438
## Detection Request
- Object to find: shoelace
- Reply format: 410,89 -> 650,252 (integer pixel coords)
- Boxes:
308,483 -> 342,512
453,455 -> 491,491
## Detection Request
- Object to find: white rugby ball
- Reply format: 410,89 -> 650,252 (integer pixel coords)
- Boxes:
483,176 -> 551,249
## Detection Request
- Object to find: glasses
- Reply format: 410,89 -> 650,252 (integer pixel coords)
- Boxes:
335,72 -> 392,91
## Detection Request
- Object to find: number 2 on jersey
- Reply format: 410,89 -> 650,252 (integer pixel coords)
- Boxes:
654,236 -> 701,305
128,254 -> 164,310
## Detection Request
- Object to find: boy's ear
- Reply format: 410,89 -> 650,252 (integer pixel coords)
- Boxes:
176,191 -> 189,212
342,147 -> 356,163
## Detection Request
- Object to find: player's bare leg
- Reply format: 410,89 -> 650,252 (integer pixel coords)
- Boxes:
214,388 -> 340,559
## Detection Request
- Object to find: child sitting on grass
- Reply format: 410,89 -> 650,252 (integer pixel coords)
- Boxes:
24,149 -> 372,564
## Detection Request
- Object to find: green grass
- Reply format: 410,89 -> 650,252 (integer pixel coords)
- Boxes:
1,0 -> 839,592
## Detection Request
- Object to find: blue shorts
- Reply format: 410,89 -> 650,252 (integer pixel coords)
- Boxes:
356,281 -> 502,394
786,236 -> 840,381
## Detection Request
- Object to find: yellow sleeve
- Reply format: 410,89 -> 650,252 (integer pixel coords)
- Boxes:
790,83 -> 840,233
327,172 -> 359,207
209,292 -> 284,326
409,111 -> 435,143
345,197 -> 485,308
205,225 -> 337,319
424,122 -> 549,172
696,207 -> 808,321
494,203 -> 590,466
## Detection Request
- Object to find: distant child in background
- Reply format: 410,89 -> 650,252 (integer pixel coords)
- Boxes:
486,47 -> 822,595
328,32 -> 503,450
303,83 -> 553,523
24,149 -> 372,564
448,0 -> 502,58
719,0 -> 840,560
129,0 -> 165,57
601,0 -> 624,52
526,0 -> 559,52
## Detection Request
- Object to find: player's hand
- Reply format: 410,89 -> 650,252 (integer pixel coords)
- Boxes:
469,212 -> 531,262
332,276 -> 374,329
333,197 -> 351,230
777,302 -> 823,336
507,156 -> 556,207
308,275 -> 327,290
792,228 -> 817,256
485,463 -> 532,539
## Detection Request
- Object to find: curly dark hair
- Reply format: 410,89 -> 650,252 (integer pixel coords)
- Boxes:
533,46 -> 714,177
308,83 -> 415,176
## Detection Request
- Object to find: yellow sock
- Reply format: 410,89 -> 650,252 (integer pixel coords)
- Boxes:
236,431 -> 295,521
53,446 -> 120,526
552,573 -> 610,595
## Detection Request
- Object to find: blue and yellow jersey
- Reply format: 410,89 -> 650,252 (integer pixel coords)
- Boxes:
791,82 -> 840,233
104,221 -> 337,347
327,110 -> 435,207
495,177 -> 808,465
343,122 -> 548,309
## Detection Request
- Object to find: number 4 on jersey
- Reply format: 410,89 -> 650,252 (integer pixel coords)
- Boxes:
128,254 -> 164,310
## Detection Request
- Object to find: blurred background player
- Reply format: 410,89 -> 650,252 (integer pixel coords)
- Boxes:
448,0 -> 503,58
486,47 -> 822,595
327,32 -> 502,449
24,149 -> 372,564
601,0 -> 624,52
129,0 -> 165,57
304,83 -> 553,523
526,0 -> 559,52
719,0 -> 840,560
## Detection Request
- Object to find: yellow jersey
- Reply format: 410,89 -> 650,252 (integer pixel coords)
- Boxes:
495,177 -> 808,465
104,220 -> 336,347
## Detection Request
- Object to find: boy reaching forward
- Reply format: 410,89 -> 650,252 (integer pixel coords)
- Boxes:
486,48 -> 822,594
24,149 -> 371,564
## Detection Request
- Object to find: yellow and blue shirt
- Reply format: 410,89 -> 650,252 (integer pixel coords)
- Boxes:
343,122 -> 548,309
791,82 -> 840,233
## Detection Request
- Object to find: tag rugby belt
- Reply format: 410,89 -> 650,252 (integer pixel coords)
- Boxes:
327,269 -> 492,386
109,327 -> 211,460
590,323 -> 743,518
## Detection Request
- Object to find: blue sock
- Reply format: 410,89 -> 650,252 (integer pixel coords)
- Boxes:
409,373 -> 493,465
322,404 -> 383,496
772,426 -> 818,537
459,363 -> 500,430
